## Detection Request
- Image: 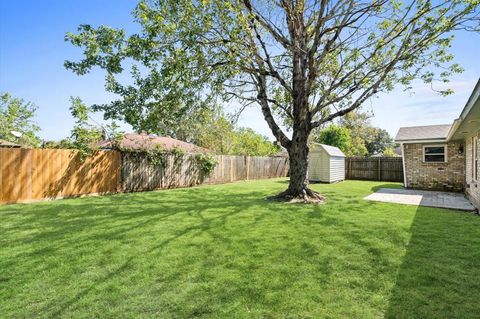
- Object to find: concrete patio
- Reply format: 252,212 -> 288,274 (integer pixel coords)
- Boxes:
365,188 -> 476,211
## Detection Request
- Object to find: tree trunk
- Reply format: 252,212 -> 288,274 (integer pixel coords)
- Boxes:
270,126 -> 325,203
265,20 -> 324,203
287,133 -> 309,196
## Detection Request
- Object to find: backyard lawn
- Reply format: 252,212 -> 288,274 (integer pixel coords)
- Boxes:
1,179 -> 480,318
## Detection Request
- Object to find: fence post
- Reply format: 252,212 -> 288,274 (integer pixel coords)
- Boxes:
377,157 -> 381,181
220,155 -> 224,181
246,156 -> 250,180
348,158 -> 352,179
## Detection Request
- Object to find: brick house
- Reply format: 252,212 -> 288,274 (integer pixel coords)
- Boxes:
395,79 -> 480,209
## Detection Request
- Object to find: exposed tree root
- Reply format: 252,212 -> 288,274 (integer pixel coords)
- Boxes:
267,187 -> 326,204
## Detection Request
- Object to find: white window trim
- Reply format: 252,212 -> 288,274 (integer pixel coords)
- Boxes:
423,144 -> 447,163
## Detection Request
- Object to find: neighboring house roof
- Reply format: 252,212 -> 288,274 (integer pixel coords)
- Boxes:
0,139 -> 21,148
311,143 -> 346,157
395,78 -> 480,143
98,133 -> 208,153
395,124 -> 452,143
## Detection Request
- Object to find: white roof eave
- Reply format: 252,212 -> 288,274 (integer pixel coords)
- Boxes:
446,79 -> 480,141
395,138 -> 447,144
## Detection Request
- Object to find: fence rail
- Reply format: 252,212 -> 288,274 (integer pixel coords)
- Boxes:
0,148 -> 289,204
121,153 -> 289,192
345,157 -> 403,182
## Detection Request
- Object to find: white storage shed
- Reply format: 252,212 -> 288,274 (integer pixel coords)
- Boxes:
308,143 -> 346,183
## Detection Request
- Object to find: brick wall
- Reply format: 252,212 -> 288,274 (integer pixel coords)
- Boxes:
465,133 -> 480,209
404,142 -> 465,192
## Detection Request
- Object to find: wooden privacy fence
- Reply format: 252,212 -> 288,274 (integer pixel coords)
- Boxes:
0,148 -> 289,203
345,157 -> 404,182
121,153 -> 289,192
0,148 -> 121,204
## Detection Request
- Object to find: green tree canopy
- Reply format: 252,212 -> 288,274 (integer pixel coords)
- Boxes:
317,110 -> 398,156
316,124 -> 352,155
48,97 -> 124,158
366,128 -> 395,155
0,93 -> 41,147
230,128 -> 280,156
65,0 -> 480,201
338,111 -> 375,155
189,110 -> 280,156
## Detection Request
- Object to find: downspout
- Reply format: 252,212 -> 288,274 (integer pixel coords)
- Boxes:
401,143 -> 408,188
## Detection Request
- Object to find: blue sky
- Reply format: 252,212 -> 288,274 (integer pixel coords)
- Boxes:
1,1 -> 479,142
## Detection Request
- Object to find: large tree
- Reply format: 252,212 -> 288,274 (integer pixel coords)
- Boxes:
65,0 -> 479,202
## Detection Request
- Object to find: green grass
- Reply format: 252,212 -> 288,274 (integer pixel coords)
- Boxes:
1,179 -> 479,318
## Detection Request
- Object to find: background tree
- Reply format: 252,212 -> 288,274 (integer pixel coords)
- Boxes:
42,139 -> 75,149
66,97 -> 123,157
186,109 -> 237,154
316,125 -> 352,154
66,0 -> 479,202
366,128 -> 395,155
190,110 -> 280,155
0,93 -> 41,147
336,110 -> 395,155
338,111 -> 375,155
316,110 -> 397,156
382,147 -> 397,157
230,128 -> 280,156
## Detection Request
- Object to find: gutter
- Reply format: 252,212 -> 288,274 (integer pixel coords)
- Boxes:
395,139 -> 447,144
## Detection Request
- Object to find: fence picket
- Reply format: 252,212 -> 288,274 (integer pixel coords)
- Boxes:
345,157 -> 403,182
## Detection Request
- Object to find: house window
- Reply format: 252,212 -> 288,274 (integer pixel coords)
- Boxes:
473,136 -> 478,181
423,145 -> 447,163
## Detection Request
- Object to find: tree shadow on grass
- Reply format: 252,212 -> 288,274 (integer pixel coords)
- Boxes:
384,206 -> 480,319
0,186 -> 280,272
2,186 -> 286,316
9,181 -> 472,317
370,183 -> 404,192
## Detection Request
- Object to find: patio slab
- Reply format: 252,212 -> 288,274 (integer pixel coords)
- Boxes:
365,188 -> 476,211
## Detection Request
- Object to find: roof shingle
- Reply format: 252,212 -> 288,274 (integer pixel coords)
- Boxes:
395,124 -> 451,142
311,143 -> 346,157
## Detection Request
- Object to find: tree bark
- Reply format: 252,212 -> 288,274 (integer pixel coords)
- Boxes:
287,130 -> 309,196
270,119 -> 325,203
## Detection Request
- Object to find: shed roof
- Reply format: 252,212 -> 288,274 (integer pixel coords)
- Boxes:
312,143 -> 346,157
394,124 -> 451,142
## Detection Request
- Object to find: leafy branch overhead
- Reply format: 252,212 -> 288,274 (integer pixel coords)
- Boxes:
65,0 -> 479,146
68,97 -> 123,158
65,0 -> 479,200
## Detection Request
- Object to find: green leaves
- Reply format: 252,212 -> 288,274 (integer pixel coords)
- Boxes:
65,0 -> 479,149
67,97 -> 123,159
316,125 -> 352,155
64,0 -> 255,137
68,97 -> 104,158
0,93 -> 41,148
194,153 -> 218,176
316,111 -> 395,156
